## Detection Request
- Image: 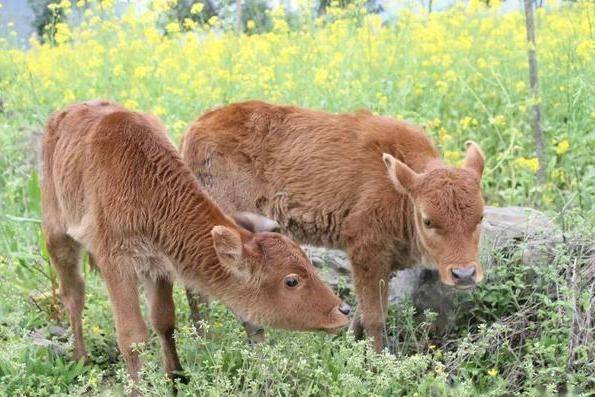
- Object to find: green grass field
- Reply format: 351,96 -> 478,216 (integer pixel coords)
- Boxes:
0,1 -> 593,395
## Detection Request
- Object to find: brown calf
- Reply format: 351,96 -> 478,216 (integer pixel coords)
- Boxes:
41,101 -> 349,382
182,101 -> 485,352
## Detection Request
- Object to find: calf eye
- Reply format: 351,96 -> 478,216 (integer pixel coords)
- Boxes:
284,275 -> 299,288
423,218 -> 432,228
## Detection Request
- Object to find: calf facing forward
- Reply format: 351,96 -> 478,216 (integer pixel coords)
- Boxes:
41,101 -> 349,382
182,101 -> 485,352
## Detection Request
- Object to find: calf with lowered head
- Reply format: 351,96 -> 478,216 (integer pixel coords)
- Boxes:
41,101 -> 350,383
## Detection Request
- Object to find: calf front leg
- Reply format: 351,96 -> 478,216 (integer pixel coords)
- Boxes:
349,306 -> 364,340
100,265 -> 149,383
145,277 -> 186,382
185,288 -> 209,337
349,247 -> 391,353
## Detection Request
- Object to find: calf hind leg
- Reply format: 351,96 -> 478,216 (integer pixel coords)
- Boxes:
45,232 -> 87,361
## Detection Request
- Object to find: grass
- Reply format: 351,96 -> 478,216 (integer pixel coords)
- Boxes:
0,0 -> 593,395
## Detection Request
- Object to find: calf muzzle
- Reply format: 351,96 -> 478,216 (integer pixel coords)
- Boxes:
451,265 -> 477,288
338,303 -> 351,315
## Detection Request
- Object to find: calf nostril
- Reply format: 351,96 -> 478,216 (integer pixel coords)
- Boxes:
451,266 -> 476,281
338,303 -> 351,315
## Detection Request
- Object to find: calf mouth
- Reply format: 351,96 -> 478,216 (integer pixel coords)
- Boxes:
454,283 -> 477,291
321,325 -> 348,335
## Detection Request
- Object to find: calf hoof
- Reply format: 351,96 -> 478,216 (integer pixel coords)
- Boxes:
169,370 -> 190,385
246,329 -> 266,346
191,324 -> 209,339
73,350 -> 89,364
348,319 -> 364,340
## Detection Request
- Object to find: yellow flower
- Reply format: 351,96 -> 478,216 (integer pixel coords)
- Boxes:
543,192 -> 554,205
515,157 -> 540,173
153,0 -> 176,13
153,105 -> 166,117
63,89 -> 75,103
166,22 -> 180,34
460,116 -> 477,130
190,2 -> 204,14
133,66 -> 151,79
112,64 -> 123,77
444,70 -> 457,82
556,139 -> 569,155
144,27 -> 161,44
515,81 -> 526,92
100,0 -> 115,10
436,80 -> 448,94
427,118 -> 441,129
314,68 -> 329,87
123,99 -> 139,110
246,20 -> 256,30
487,368 -> 498,377
54,22 -> 72,45
438,127 -> 451,143
273,19 -> 289,32
173,120 -> 186,133
576,40 -> 594,61
377,93 -> 388,109
444,150 -> 461,163
183,18 -> 197,30
489,114 -> 506,126
208,16 -> 220,27
551,169 -> 564,181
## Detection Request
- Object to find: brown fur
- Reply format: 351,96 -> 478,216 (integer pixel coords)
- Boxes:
41,100 -> 349,382
182,101 -> 485,352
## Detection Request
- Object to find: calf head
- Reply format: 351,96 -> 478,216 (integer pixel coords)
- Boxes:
211,212 -> 350,333
383,142 -> 485,289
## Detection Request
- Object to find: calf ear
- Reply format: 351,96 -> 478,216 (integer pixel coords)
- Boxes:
382,153 -> 418,193
233,212 -> 280,233
463,141 -> 485,178
211,226 -> 249,277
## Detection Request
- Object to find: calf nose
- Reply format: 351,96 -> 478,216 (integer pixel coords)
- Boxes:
451,266 -> 476,284
338,303 -> 351,315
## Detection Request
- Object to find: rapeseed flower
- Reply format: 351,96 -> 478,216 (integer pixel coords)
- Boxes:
515,157 -> 540,173
190,2 -> 204,14
556,139 -> 570,155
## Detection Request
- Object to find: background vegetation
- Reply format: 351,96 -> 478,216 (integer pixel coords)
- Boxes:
0,0 -> 592,395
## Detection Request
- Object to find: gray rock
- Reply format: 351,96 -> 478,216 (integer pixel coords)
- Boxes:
306,206 -> 565,331
480,206 -> 563,267
29,329 -> 69,355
